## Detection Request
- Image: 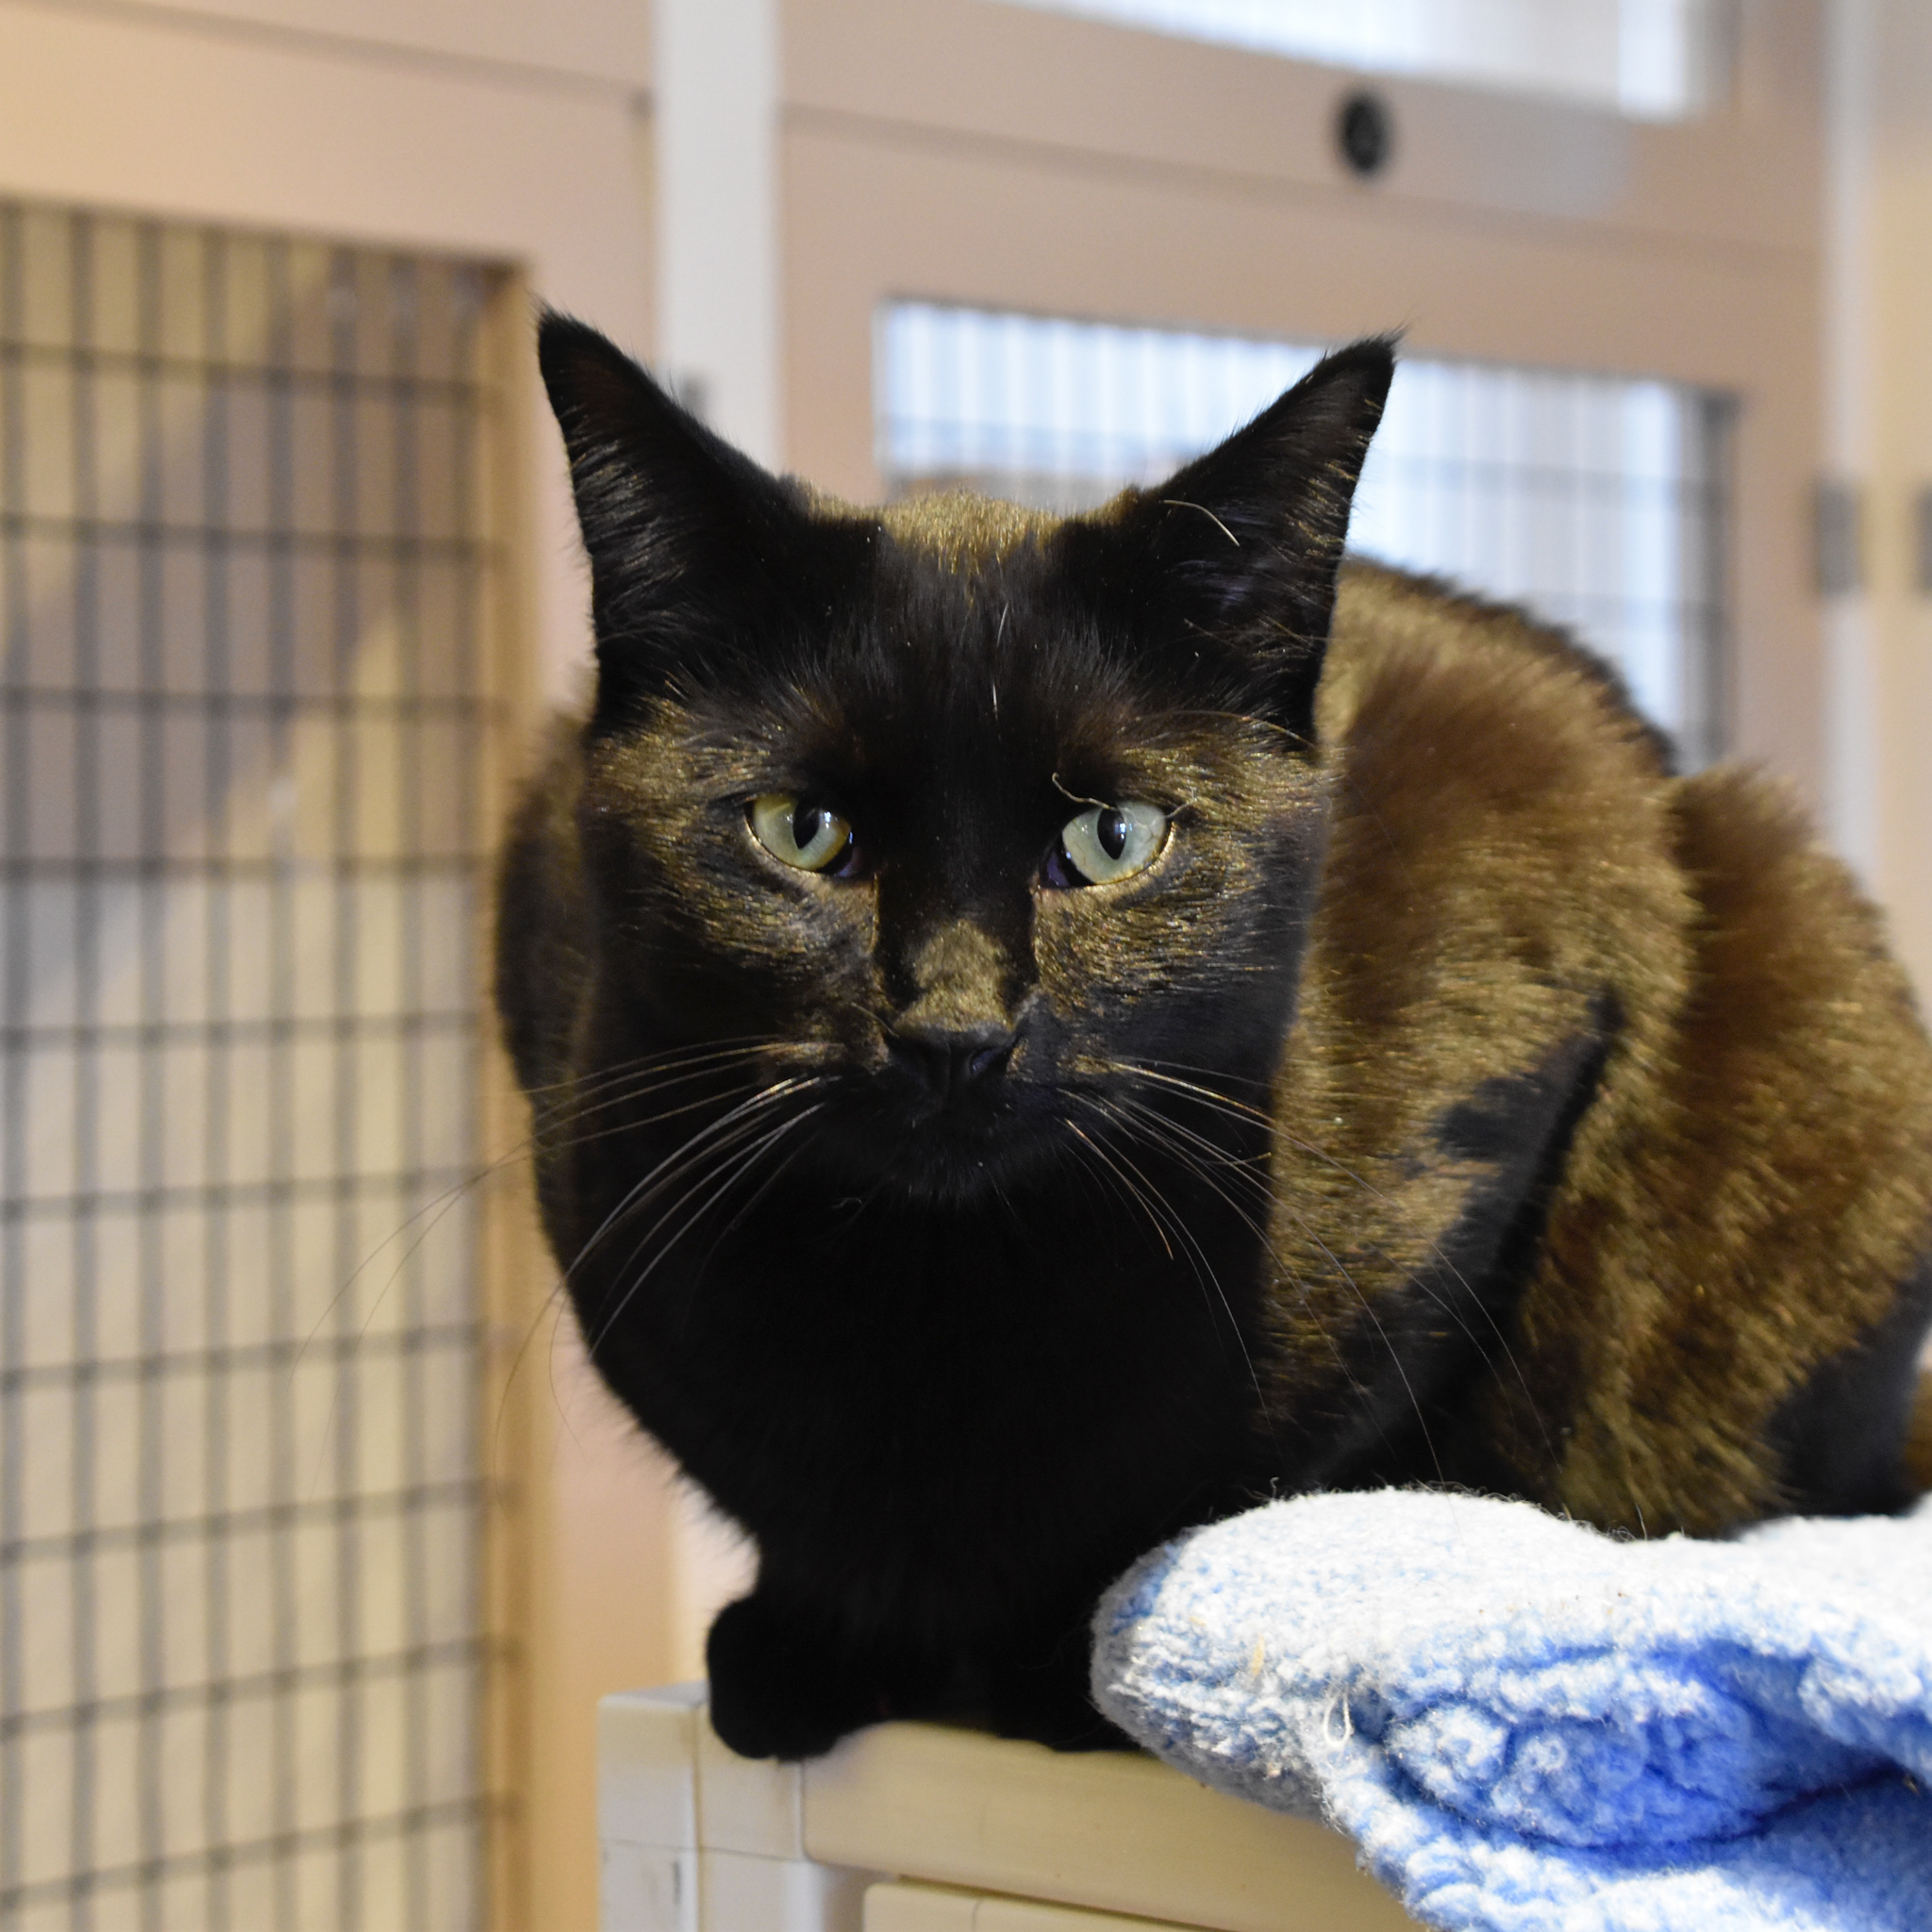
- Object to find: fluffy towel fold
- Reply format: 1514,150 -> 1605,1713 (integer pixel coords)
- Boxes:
1091,1490 -> 1932,1932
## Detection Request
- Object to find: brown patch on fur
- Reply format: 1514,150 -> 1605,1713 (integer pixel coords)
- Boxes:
898,922 -> 1020,1037
1548,768 -> 1932,1525
879,490 -> 1051,569
1262,563 -> 1689,1478
1264,560 -> 1932,1532
1476,765 -> 1932,1529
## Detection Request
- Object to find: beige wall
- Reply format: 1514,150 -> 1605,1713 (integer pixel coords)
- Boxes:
1824,0 -> 1932,995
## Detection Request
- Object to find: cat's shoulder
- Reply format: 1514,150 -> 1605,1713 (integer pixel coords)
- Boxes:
1321,558 -> 1675,785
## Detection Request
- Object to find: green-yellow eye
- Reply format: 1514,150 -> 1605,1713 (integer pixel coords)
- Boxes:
749,793 -> 858,874
1050,800 -> 1168,888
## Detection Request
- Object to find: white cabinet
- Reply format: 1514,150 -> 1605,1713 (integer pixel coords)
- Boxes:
599,1685 -> 1417,1932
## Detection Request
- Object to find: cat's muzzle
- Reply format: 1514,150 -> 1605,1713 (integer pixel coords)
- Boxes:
886,1017 -> 1018,1105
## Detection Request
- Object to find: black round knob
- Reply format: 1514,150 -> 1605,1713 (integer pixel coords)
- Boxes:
1337,91 -> 1393,178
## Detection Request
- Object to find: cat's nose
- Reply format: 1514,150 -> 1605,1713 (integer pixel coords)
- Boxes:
889,1019 -> 1016,1099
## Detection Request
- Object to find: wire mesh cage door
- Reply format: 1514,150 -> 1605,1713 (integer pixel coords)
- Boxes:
0,204 -> 513,1930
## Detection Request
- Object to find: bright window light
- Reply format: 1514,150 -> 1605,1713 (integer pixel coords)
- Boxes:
988,0 -> 1726,121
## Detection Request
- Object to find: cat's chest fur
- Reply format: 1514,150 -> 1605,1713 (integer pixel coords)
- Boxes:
558,924 -> 1276,1621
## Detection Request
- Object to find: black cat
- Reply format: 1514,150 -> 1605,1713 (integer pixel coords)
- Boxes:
497,313 -> 1932,1759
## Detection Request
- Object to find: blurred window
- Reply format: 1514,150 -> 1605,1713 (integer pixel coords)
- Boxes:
877,300 -> 1731,764
989,0 -> 1728,121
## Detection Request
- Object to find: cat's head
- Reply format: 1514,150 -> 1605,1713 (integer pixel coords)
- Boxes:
538,313 -> 1390,1201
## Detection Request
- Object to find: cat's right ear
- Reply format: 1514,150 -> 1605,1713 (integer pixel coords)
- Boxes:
537,311 -> 846,720
1071,338 -> 1393,746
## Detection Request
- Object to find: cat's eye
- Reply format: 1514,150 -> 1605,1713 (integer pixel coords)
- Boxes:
749,793 -> 859,875
1046,800 -> 1169,889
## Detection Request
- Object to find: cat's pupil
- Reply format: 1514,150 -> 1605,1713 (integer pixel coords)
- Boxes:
1097,807 -> 1128,862
794,804 -> 824,848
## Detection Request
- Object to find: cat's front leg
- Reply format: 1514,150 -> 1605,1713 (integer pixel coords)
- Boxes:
705,1591 -> 913,1760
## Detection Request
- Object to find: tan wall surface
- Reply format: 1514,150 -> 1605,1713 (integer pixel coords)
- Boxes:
91,0 -> 653,84
1824,0 -> 1932,994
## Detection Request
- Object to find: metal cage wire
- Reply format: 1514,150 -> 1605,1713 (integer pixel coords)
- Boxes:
0,203 -> 504,1931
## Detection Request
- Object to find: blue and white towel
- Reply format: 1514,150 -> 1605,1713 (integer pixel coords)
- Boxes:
1091,1489 -> 1932,1932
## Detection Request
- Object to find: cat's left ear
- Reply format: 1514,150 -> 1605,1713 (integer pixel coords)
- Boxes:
1093,337 -> 1394,742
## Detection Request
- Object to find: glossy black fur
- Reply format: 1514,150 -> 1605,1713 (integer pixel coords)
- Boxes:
1768,1257 -> 1932,1517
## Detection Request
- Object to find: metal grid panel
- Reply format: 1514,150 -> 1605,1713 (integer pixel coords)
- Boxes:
0,204 -> 504,1931
877,300 -> 1730,765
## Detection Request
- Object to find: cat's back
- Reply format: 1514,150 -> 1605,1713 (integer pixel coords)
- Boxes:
1285,559 -> 1932,1530
1292,558 -> 1690,1191
1321,558 -> 1672,790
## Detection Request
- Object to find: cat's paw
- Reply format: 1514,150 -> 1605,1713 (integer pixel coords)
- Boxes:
704,1594 -> 882,1761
